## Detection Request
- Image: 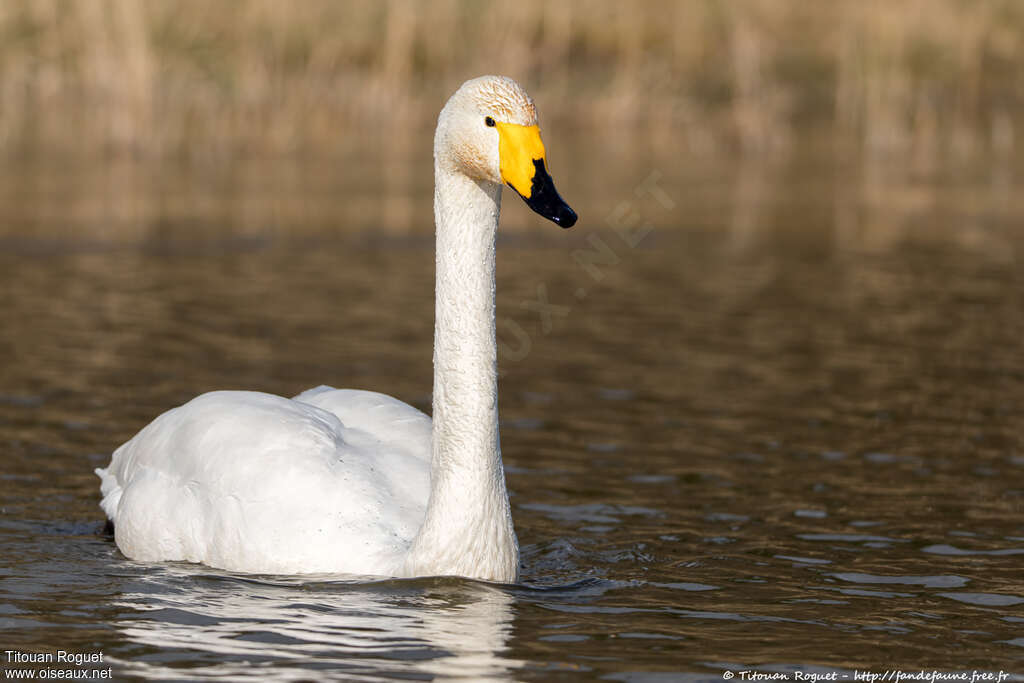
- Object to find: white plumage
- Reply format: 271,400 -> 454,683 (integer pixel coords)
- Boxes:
96,76 -> 576,582
98,388 -> 431,575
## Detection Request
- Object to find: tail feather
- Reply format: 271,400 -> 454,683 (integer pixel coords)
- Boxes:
95,466 -> 122,522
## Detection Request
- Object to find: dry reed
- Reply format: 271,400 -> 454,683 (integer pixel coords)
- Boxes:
0,0 -> 1020,164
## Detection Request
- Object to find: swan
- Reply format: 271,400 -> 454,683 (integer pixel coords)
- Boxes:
95,75 -> 577,583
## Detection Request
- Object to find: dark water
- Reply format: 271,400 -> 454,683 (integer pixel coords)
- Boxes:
2,156 -> 1024,679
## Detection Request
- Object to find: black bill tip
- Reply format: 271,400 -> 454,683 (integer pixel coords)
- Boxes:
551,202 -> 578,228
518,159 -> 577,229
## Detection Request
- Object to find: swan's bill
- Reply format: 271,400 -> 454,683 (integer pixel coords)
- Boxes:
495,122 -> 578,228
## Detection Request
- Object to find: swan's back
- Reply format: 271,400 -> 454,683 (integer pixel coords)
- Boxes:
97,388 -> 431,575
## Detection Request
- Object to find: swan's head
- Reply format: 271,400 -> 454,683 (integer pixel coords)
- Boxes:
436,75 -> 577,228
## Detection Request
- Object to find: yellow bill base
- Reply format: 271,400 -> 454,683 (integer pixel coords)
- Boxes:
496,122 -> 547,199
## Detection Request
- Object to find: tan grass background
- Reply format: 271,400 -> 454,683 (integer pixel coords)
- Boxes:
1,0 -> 1021,162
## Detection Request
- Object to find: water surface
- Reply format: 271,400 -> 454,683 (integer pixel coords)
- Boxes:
2,156 -> 1023,679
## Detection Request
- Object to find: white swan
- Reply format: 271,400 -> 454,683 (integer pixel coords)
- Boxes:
95,75 -> 577,583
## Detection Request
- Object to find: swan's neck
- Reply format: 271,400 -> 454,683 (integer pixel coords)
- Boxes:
404,165 -> 519,582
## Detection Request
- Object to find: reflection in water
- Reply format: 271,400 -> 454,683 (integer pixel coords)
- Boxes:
3,136 -> 1020,248
112,571 -> 520,680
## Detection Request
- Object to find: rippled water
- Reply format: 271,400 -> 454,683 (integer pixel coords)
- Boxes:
2,164 -> 1024,679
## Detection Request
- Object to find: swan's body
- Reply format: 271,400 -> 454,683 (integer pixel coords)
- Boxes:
98,388 -> 432,575
96,76 -> 576,582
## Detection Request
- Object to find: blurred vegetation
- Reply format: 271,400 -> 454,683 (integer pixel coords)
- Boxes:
1,0 -> 1021,162
1,1 -> 1022,242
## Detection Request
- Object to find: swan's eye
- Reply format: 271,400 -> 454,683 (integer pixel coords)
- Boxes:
485,116 -> 496,128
